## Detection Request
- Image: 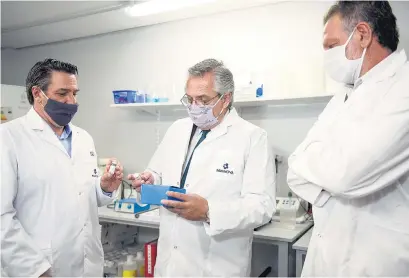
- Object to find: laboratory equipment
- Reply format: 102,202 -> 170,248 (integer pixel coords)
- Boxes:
114,198 -> 151,214
272,195 -> 309,224
112,90 -> 137,104
279,194 -> 297,229
135,251 -> 145,277
158,97 -> 169,102
122,255 -> 138,277
256,84 -> 264,98
135,90 -> 148,103
144,239 -> 158,278
120,178 -> 139,200
103,260 -> 117,277
140,184 -> 186,205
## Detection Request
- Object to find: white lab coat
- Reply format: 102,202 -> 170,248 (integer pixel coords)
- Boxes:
288,50 -> 409,276
146,109 -> 276,277
1,108 -> 113,277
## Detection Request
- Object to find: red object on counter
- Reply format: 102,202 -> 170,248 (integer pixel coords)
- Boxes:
144,239 -> 158,277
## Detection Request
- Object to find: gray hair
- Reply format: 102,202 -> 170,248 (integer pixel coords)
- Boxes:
188,58 -> 235,109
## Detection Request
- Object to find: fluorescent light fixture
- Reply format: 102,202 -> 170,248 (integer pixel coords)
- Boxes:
125,0 -> 216,17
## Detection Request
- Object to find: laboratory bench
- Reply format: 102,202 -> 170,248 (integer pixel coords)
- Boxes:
98,206 -> 313,277
292,227 -> 313,277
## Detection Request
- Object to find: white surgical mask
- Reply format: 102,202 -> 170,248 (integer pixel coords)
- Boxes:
187,95 -> 225,130
324,27 -> 367,85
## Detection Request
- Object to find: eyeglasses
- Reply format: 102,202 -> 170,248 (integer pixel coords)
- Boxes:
180,94 -> 222,108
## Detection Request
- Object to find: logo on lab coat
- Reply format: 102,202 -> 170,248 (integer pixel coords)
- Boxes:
216,163 -> 234,175
92,168 -> 98,178
90,151 -> 95,156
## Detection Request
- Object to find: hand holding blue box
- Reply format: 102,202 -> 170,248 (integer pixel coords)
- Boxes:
140,184 -> 186,206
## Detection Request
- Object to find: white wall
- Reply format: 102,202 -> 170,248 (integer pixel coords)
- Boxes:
1,1 -> 409,197
0,85 -> 31,122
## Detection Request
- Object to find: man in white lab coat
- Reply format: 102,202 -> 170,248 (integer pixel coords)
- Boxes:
288,1 -> 409,276
1,59 -> 124,277
129,59 -> 276,277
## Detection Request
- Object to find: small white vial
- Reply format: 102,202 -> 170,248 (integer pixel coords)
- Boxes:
108,160 -> 117,175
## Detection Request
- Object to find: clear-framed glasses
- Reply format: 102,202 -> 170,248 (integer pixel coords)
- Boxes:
180,93 -> 222,108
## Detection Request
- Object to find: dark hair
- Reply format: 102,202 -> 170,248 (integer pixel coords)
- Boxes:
25,58 -> 78,105
324,1 -> 399,52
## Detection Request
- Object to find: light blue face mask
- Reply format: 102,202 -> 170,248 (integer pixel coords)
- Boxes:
187,95 -> 224,129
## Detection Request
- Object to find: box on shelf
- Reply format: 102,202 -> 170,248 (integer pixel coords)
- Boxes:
112,90 -> 137,104
144,239 -> 158,277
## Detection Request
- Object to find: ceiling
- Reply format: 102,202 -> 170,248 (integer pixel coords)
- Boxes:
1,1 -> 127,31
1,0 -> 282,49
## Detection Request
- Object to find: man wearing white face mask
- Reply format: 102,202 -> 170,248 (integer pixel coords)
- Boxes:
287,1 -> 409,276
128,58 -> 276,277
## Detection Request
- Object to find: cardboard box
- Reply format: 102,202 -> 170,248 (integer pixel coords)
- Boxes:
144,239 -> 158,277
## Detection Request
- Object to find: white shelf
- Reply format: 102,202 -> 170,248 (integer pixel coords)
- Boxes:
110,95 -> 332,114
98,205 -> 313,242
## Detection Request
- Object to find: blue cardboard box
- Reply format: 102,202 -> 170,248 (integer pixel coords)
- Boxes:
140,184 -> 186,206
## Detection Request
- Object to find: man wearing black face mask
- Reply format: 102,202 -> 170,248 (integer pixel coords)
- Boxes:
1,59 -> 124,277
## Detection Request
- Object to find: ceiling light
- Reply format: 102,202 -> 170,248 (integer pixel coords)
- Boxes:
125,0 -> 217,17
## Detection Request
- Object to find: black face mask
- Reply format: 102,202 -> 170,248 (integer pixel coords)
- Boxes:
42,91 -> 78,126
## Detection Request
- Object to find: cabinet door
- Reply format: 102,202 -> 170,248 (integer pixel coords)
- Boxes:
1,84 -> 30,123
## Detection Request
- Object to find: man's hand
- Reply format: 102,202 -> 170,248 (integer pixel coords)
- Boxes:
127,172 -> 154,192
100,158 -> 123,193
162,192 -> 209,221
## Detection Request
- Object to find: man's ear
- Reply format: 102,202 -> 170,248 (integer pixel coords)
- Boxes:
32,86 -> 45,104
223,93 -> 232,109
356,22 -> 373,49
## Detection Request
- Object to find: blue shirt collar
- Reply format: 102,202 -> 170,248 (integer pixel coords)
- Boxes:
58,125 -> 72,140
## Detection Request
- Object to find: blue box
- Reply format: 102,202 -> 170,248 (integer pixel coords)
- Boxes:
113,90 -> 137,104
135,93 -> 148,103
140,184 -> 186,206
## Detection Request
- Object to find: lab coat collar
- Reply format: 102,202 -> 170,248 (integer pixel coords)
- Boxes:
26,107 -> 46,130
356,49 -> 407,87
26,107 -> 75,157
205,108 -> 239,143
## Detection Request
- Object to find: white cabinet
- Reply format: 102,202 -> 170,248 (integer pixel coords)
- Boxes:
1,84 -> 30,123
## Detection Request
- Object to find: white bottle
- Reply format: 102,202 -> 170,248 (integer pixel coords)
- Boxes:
135,251 -> 145,277
108,160 -> 117,175
122,254 -> 137,277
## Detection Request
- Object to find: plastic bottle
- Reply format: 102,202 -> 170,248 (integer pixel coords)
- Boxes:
117,260 -> 124,277
122,255 -> 137,277
256,84 -> 264,98
103,260 -> 117,277
135,251 -> 145,277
